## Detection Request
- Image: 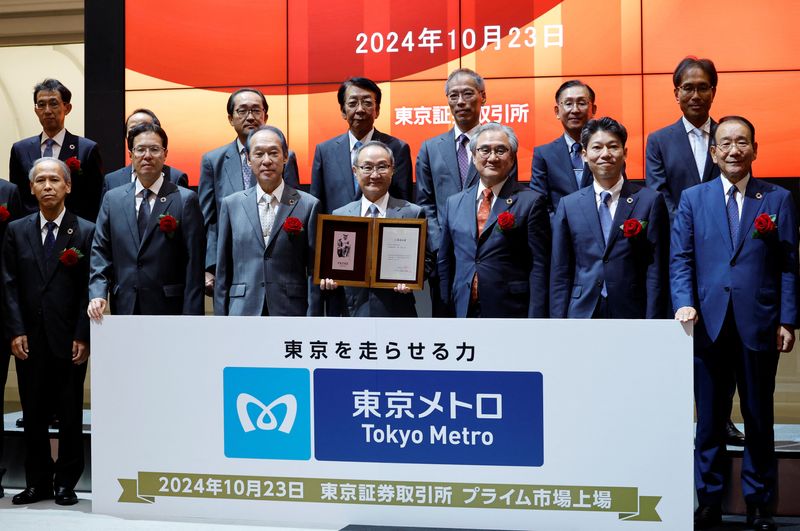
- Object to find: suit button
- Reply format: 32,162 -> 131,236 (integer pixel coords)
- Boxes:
603,258 -> 609,264
475,259 -> 480,264
595,281 -> 602,287
724,287 -> 730,292
730,260 -> 736,266
260,282 -> 265,287
137,261 -> 143,269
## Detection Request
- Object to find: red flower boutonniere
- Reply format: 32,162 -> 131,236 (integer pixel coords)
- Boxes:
621,218 -> 649,239
65,156 -> 82,176
496,211 -> 516,233
283,216 -> 303,235
0,203 -> 9,223
753,213 -> 777,238
59,247 -> 84,266
158,213 -> 179,238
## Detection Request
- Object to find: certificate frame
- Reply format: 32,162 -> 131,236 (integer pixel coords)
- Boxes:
313,215 -> 372,287
370,217 -> 427,290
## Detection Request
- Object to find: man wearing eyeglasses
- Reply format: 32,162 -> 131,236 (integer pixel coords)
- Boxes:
438,123 -> 550,318
199,88 -> 299,299
310,77 -> 412,215
646,57 -> 720,220
9,78 -> 104,221
320,141 -> 426,317
101,108 -> 189,201
214,126 -> 320,317
529,80 -> 597,215
672,116 -> 797,531
88,123 -> 205,318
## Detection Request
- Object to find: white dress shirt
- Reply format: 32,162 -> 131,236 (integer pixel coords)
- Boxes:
592,177 -> 625,219
39,207 -> 67,243
41,128 -> 66,159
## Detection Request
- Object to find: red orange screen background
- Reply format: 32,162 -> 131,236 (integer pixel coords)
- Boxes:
125,0 -> 800,186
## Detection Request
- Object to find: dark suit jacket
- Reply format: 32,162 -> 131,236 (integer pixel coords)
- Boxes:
438,179 -> 550,318
90,180 -> 205,315
0,181 -> 23,346
199,139 -> 300,272
214,184 -> 320,316
2,211 -> 94,358
10,131 -> 104,221
645,118 -> 719,220
329,196 -> 423,317
530,135 -> 593,215
550,181 -> 669,318
102,164 -> 188,202
671,177 -> 799,351
310,129 -> 412,215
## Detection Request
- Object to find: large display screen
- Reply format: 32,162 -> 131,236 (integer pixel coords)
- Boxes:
125,0 -> 800,185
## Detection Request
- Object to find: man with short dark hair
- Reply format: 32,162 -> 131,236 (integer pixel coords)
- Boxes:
101,108 -> 188,200
310,77 -> 412,215
9,78 -> 104,221
214,126 -> 320,316
672,116 -> 797,531
530,80 -> 597,215
550,117 -> 669,319
438,123 -> 549,318
88,123 -> 205,318
2,157 -> 94,506
199,88 -> 300,297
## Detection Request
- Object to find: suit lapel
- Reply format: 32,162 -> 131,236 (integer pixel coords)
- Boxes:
671,120 -> 702,184
701,120 -> 718,181
436,131 -> 464,191
479,179 -> 516,243
122,183 -> 141,248
733,178 -> 766,259
707,179 -> 733,254
25,215 -> 48,279
139,181 -> 178,251
555,136 -> 581,193
578,187 -> 606,250
604,182 -> 637,258
43,211 -> 77,284
266,186 -> 300,250
244,188 -> 266,250
337,133 -> 358,202
26,136 -> 41,168
59,131 -> 79,162
223,141 -> 244,194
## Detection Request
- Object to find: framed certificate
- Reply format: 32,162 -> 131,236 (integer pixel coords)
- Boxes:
313,215 -> 372,287
370,218 -> 427,290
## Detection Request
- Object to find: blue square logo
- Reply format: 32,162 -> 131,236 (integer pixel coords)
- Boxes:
223,367 -> 311,460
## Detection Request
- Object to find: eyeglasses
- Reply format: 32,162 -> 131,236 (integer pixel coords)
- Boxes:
558,99 -> 591,111
678,83 -> 713,95
447,90 -> 480,103
356,164 -> 392,175
345,98 -> 375,110
475,146 -> 510,159
714,140 -> 752,153
35,100 -> 62,110
132,145 -> 165,156
250,150 -> 283,161
234,107 -> 264,118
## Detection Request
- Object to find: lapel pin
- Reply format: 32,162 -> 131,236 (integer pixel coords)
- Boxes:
67,228 -> 74,235
289,199 -> 296,205
69,144 -> 75,150
755,192 -> 763,199
506,198 -> 513,205
626,197 -> 633,204
160,197 -> 167,203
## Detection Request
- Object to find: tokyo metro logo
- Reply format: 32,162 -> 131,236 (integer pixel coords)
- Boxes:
223,367 -> 310,460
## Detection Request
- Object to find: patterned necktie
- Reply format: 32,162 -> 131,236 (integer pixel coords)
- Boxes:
352,141 -> 363,195
570,142 -> 584,187
471,188 -> 493,303
43,221 -> 57,258
598,191 -> 612,297
367,204 -> 379,218
137,188 -> 151,239
260,194 -> 276,242
241,148 -> 253,189
727,186 -> 739,249
691,128 -> 707,181
456,133 -> 470,187
43,138 -> 55,158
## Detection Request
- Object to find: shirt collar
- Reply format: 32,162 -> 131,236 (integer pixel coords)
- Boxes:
42,129 -> 66,148
135,173 -> 165,197
454,123 -> 480,142
349,129 -> 375,151
593,176 -> 625,202
257,179 -> 285,205
360,193 -> 390,217
682,116 -> 711,135
39,207 -> 66,230
563,132 -> 579,150
477,177 -> 508,201
721,174 -> 750,197
236,138 -> 246,155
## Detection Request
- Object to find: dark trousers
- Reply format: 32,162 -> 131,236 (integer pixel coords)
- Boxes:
592,296 -> 609,319
15,342 -> 87,490
694,308 -> 779,506
0,349 -> 9,478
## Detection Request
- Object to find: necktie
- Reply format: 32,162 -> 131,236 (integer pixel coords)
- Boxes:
471,188 -> 493,303
43,138 -> 55,158
137,188 -> 151,239
598,191 -> 612,297
367,204 -> 379,218
456,133 -> 470,187
260,194 -> 276,242
43,221 -> 56,258
352,141 -> 363,195
691,128 -> 707,181
727,186 -> 739,249
570,142 -> 584,187
241,148 -> 253,189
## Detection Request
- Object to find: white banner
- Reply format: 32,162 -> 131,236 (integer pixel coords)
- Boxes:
91,316 -> 693,530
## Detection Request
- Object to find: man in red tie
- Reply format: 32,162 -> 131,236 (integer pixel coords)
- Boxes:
437,123 -> 550,318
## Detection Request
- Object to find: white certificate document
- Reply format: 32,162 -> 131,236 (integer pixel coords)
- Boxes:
379,226 -> 419,281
